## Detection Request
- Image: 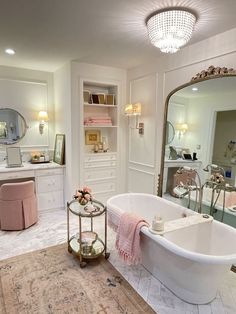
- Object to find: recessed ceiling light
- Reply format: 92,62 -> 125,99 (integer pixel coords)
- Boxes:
5,48 -> 15,55
192,87 -> 198,91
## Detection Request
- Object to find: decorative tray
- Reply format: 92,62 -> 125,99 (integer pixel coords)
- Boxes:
30,160 -> 51,164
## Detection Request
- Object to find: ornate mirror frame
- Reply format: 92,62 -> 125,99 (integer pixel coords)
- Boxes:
157,66 -> 236,196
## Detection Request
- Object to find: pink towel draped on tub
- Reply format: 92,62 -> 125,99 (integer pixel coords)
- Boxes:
115,212 -> 149,265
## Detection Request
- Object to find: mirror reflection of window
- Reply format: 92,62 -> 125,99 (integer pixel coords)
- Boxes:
0,122 -> 7,138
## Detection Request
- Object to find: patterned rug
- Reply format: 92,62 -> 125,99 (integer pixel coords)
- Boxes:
0,243 -> 156,313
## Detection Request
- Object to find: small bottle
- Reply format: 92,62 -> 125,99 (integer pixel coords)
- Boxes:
93,144 -> 99,153
102,136 -> 108,152
44,150 -> 50,162
152,216 -> 164,232
39,154 -> 45,162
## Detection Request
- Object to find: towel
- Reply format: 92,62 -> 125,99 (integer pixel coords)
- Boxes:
115,212 -> 149,265
107,206 -> 122,232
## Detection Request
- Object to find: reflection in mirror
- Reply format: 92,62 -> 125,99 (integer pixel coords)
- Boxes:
165,121 -> 175,144
0,108 -> 27,145
159,70 -> 236,229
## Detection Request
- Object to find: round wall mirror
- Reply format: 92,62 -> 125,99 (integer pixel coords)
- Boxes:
166,121 -> 175,144
0,108 -> 27,145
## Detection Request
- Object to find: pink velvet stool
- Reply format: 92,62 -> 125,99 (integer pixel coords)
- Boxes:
0,180 -> 38,231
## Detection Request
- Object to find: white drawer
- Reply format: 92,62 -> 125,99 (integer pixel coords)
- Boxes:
0,170 -> 35,180
85,160 -> 116,168
35,168 -> 63,177
37,191 -> 64,210
84,154 -> 116,163
84,168 -> 116,181
37,175 -> 64,193
88,181 -> 116,194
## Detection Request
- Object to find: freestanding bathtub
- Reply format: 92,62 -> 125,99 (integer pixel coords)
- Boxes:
107,193 -> 236,304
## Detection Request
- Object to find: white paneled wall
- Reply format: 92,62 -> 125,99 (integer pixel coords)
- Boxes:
128,74 -> 158,193
128,167 -> 155,194
0,66 -> 54,162
0,79 -> 48,147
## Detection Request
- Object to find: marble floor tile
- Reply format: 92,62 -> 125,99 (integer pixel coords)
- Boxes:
0,208 -> 235,314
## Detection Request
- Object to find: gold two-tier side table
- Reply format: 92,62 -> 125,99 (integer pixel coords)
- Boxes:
67,199 -> 110,267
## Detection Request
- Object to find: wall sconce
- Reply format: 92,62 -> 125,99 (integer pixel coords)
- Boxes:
124,102 -> 144,135
38,111 -> 48,135
175,123 -> 188,139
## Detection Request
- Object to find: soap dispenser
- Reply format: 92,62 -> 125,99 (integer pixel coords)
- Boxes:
152,216 -> 164,232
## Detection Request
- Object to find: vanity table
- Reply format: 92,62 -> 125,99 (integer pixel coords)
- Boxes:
0,162 -> 65,211
163,159 -> 202,194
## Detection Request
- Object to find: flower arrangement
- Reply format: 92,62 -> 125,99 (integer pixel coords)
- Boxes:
74,186 -> 92,205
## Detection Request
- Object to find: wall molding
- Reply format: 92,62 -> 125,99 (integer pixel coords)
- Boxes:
128,160 -> 155,169
129,166 -> 155,177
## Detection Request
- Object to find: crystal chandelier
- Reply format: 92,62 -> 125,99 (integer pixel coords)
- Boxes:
147,9 -> 196,53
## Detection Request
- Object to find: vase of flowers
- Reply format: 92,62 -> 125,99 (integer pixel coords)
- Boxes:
74,186 -> 92,205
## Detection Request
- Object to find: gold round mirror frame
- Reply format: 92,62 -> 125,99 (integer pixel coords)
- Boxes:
157,65 -> 236,197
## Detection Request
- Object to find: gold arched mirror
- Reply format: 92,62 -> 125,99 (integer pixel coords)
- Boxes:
158,66 -> 236,229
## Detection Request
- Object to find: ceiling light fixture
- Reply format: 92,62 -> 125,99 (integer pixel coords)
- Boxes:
5,48 -> 15,55
146,8 -> 197,54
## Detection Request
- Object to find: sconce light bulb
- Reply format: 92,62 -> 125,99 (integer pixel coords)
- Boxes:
38,111 -> 48,135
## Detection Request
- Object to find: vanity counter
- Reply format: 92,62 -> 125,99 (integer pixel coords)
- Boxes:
0,162 -> 65,211
0,161 -> 64,173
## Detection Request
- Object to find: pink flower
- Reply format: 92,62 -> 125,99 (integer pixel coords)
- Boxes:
76,192 -> 82,198
84,193 -> 91,200
83,186 -> 91,193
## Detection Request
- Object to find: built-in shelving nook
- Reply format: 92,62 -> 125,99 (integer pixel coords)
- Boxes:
81,80 -> 119,203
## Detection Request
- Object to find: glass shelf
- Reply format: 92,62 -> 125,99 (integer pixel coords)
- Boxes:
84,103 -> 117,108
68,199 -> 106,217
69,236 -> 105,259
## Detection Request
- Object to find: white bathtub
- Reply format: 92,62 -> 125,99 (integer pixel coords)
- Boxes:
107,193 -> 236,304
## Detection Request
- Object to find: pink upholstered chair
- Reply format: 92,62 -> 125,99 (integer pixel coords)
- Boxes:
0,180 -> 38,231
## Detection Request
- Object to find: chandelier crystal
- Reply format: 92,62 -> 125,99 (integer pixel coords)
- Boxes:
147,9 -> 196,53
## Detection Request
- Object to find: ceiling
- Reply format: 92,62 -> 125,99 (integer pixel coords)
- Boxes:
1,0 -> 236,72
